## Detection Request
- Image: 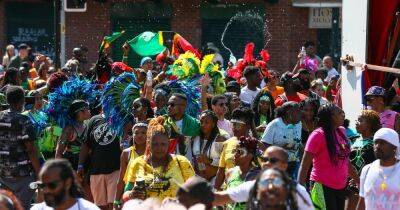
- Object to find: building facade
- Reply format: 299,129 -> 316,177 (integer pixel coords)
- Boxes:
0,0 -> 341,72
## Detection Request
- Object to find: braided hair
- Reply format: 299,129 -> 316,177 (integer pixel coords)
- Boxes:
246,168 -> 306,210
238,136 -> 260,168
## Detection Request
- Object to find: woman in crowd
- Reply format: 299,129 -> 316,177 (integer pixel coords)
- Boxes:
214,106 -> 254,190
261,70 -> 284,100
153,89 -> 168,116
224,92 -> 241,120
187,110 -> 227,182
300,98 -> 320,144
132,97 -> 154,123
226,136 -> 260,210
364,86 -> 400,133
298,104 -> 358,210
123,116 -> 194,201
310,79 -> 329,105
252,91 -> 275,135
55,100 -> 91,169
260,101 -> 302,179
2,44 -> 15,67
114,123 -> 148,209
346,110 -> 381,210
247,168 -> 310,210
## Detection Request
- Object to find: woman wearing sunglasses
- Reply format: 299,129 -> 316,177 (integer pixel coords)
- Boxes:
247,168 -> 309,210
225,136 -> 260,210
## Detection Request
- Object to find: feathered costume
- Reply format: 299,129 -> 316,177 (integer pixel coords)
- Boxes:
45,77 -> 100,128
154,79 -> 201,118
167,52 -> 226,95
101,73 -> 141,137
227,42 -> 271,81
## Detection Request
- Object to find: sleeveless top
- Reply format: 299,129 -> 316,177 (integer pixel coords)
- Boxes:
380,110 -> 397,129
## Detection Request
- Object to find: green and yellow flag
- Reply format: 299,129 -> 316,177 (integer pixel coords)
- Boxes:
99,30 -> 125,53
127,31 -> 166,56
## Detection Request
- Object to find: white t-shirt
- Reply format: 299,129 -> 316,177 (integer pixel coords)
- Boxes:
359,160 -> 400,210
175,119 -> 183,133
186,136 -> 221,166
217,119 -> 233,137
261,118 -> 302,162
325,67 -> 339,82
31,198 -> 100,210
239,86 -> 260,106
226,180 -> 313,210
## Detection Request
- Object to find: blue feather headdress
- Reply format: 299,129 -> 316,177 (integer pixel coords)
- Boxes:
155,79 -> 201,118
101,73 -> 141,136
45,77 -> 100,128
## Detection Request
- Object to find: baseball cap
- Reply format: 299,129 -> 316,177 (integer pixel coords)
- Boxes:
365,86 -> 386,99
140,57 -> 152,66
373,127 -> 399,157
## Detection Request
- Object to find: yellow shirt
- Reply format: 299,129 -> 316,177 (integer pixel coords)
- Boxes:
218,137 -> 239,170
124,155 -> 195,200
123,146 -> 140,182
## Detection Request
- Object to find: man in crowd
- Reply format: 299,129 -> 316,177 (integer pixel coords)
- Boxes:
177,176 -> 215,210
322,55 -> 339,83
211,95 -> 233,137
275,72 -> 307,106
78,111 -> 121,210
165,93 -> 200,155
31,159 -> 99,210
7,43 -> 29,69
357,128 -> 400,210
65,47 -> 88,76
294,68 -> 320,100
140,57 -> 153,72
239,66 -> 262,106
0,86 -> 40,209
213,146 -> 313,210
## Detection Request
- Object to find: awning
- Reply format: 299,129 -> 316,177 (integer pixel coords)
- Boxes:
292,0 -> 342,7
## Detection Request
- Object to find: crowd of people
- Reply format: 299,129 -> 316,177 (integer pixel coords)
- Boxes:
0,38 -> 399,210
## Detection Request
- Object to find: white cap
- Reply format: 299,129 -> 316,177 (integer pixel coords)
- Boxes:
373,128 -> 399,157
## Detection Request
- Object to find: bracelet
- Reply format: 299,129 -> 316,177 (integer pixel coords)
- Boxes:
113,200 -> 122,205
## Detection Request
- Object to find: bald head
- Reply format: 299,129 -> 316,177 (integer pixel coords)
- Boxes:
261,146 -> 289,171
323,56 -> 333,69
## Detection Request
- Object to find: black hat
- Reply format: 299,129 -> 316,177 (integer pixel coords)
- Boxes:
18,43 -> 29,50
178,176 -> 214,203
226,81 -> 240,89
68,100 -> 89,118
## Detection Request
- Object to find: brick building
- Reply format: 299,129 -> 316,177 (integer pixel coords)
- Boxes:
0,0 -> 341,72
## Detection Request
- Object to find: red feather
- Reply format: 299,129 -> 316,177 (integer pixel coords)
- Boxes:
243,42 -> 255,64
260,49 -> 270,63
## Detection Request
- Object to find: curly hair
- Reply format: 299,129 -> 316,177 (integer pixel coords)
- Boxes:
145,116 -> 170,159
360,110 -> 381,134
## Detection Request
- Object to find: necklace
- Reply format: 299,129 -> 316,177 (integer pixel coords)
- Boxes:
378,161 -> 398,191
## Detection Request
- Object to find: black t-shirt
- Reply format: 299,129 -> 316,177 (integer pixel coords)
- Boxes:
85,115 -> 121,175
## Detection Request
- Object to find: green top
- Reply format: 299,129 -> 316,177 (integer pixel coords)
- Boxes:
226,167 -> 246,210
164,114 -> 200,137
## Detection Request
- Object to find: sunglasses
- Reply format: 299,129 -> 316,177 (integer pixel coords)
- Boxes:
234,148 -> 248,156
231,120 -> 246,129
217,102 -> 227,107
259,156 -> 282,164
36,180 -> 62,190
258,177 -> 285,190
168,102 -> 184,107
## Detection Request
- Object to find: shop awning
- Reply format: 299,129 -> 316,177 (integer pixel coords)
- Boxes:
292,0 -> 342,7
